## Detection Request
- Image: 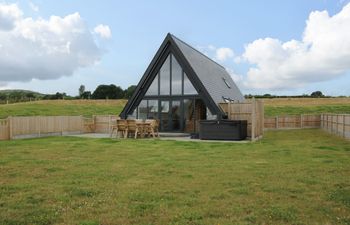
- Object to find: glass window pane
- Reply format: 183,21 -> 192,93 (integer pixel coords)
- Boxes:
138,100 -> 147,120
172,100 -> 181,130
147,100 -> 158,119
206,107 -> 217,120
171,55 -> 182,95
184,73 -> 197,95
127,108 -> 137,119
145,74 -> 158,96
184,99 -> 194,132
160,101 -> 169,130
160,55 -> 170,95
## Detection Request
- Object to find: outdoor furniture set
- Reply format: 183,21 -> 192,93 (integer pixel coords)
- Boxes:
110,119 -> 159,139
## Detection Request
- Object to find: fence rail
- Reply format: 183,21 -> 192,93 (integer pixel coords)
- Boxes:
321,114 -> 350,139
0,116 -> 84,140
0,115 -> 120,140
264,115 -> 321,129
0,113 -> 349,141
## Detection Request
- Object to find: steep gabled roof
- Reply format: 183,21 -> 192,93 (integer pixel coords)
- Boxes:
171,34 -> 245,104
120,33 -> 245,119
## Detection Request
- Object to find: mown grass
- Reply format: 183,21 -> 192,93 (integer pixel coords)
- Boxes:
1,98 -> 350,118
0,129 -> 349,224
0,100 -> 126,119
263,97 -> 350,116
265,104 -> 350,116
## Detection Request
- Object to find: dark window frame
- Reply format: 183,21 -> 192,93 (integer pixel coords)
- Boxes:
222,78 -> 231,89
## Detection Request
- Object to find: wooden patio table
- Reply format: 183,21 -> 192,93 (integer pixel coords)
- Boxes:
135,121 -> 152,138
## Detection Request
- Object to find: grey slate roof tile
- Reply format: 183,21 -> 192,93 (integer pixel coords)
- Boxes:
170,34 -> 245,104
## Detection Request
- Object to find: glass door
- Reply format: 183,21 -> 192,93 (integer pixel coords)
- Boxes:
171,100 -> 181,131
160,101 -> 170,131
183,99 -> 195,133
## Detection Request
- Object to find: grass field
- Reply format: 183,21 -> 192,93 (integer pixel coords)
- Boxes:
0,100 -> 127,119
263,97 -> 350,116
0,98 -> 349,119
0,129 -> 349,224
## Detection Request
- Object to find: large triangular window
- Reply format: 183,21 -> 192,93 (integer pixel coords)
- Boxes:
145,73 -> 158,96
144,53 -> 197,96
184,72 -> 197,95
171,56 -> 182,95
160,55 -> 170,95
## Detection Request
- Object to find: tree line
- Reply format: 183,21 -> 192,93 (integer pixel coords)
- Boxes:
244,91 -> 346,99
77,84 -> 136,100
0,84 -> 137,103
1,88 -> 348,104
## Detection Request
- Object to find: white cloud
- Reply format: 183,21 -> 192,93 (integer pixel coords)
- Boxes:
29,2 -> 39,12
197,45 -> 234,62
94,24 -> 112,39
215,47 -> 234,61
242,3 -> 350,90
0,3 -> 111,83
0,3 -> 22,30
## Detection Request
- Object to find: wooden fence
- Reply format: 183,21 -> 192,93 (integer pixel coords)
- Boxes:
219,99 -> 264,140
93,115 -> 119,133
0,116 -> 86,140
0,115 -> 120,140
0,119 -> 9,140
1,113 -> 349,141
264,115 -> 321,129
321,114 -> 350,139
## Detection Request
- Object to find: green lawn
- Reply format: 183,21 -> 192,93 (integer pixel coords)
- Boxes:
1,98 -> 350,119
0,100 -> 126,119
0,129 -> 349,224
263,97 -> 350,116
265,104 -> 350,117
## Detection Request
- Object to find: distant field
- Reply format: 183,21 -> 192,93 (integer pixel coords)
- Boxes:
0,98 -> 350,118
263,98 -> 350,116
0,100 -> 127,119
0,129 -> 349,224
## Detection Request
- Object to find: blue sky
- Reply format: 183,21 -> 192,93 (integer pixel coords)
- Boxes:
0,0 -> 350,96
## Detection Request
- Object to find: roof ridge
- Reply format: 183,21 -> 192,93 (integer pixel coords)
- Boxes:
169,34 -> 226,69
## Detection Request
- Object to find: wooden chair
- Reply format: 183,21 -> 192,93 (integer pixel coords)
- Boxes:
127,119 -> 143,139
113,119 -> 128,138
145,119 -> 159,138
109,118 -> 118,137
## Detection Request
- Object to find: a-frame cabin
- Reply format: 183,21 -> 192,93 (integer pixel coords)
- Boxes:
120,33 -> 245,133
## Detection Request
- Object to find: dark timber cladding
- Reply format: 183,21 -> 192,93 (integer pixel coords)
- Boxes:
120,33 -> 245,132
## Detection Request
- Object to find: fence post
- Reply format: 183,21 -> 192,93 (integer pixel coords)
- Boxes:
251,98 -> 256,141
80,115 -> 84,134
343,115 -> 346,138
93,115 -> 96,133
38,116 -> 41,137
61,116 -> 64,136
108,115 -> 111,134
300,114 -> 303,128
275,116 -> 279,129
327,114 -> 329,131
8,117 -> 12,140
337,114 -> 339,135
